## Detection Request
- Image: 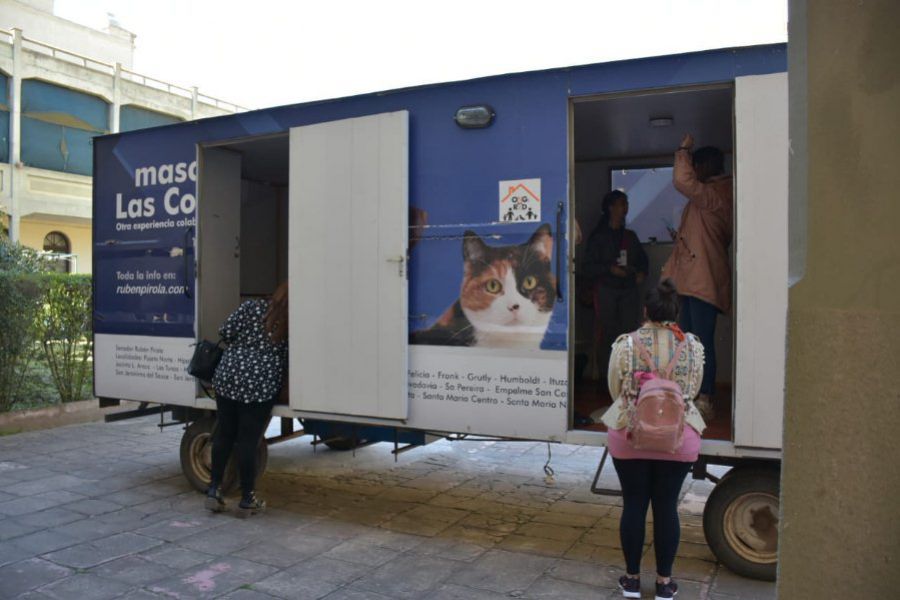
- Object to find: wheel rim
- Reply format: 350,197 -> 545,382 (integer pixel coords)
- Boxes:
189,431 -> 213,486
723,491 -> 779,563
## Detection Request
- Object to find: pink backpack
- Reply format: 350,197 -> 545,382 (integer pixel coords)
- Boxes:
627,333 -> 688,453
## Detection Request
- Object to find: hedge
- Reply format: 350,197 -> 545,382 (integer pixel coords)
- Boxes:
36,274 -> 93,404
0,272 -> 93,411
0,272 -> 46,411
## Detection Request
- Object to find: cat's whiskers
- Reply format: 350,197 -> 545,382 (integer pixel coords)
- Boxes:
447,322 -> 475,341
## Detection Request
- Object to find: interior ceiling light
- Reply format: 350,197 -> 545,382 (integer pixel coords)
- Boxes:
649,117 -> 674,127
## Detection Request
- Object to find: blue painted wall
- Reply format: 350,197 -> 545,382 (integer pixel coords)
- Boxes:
22,79 -> 108,175
120,105 -> 182,132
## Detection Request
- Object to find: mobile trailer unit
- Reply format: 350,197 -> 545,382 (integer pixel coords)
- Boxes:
93,43 -> 788,580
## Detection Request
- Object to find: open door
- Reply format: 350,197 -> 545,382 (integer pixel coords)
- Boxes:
734,73 -> 788,448
288,111 -> 409,420
197,147 -> 242,344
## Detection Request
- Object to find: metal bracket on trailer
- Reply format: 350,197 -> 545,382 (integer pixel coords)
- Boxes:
103,401 -> 163,423
589,447 -> 623,497
590,449 -> 753,495
264,417 -> 306,446
693,459 -> 720,484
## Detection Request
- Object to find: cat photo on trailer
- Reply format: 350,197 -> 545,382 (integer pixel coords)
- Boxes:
410,223 -> 556,349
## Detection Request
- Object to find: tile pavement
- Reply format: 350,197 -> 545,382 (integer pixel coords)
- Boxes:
0,416 -> 776,599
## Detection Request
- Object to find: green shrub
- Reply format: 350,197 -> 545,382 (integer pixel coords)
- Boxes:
0,239 -> 93,410
0,273 -> 45,411
0,237 -> 45,274
34,274 -> 93,404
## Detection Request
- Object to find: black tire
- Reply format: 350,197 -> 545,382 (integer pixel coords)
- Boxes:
180,417 -> 235,493
323,436 -> 364,451
179,417 -> 268,494
256,437 -> 269,478
703,466 -> 780,581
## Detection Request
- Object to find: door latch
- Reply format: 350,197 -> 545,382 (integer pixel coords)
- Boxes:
386,255 -> 405,277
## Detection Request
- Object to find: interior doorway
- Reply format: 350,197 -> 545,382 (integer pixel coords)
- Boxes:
569,84 -> 735,441
196,133 -> 290,398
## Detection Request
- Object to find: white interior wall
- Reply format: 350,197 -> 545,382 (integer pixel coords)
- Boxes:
240,180 -> 284,297
197,147 -> 242,343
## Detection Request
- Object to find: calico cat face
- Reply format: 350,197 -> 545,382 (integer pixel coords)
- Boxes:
459,224 -> 555,339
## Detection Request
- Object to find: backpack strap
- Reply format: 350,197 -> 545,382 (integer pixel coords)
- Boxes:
630,333 -> 657,374
662,339 -> 690,380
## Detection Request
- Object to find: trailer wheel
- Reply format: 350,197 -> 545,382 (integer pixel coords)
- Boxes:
180,417 -> 224,492
703,466 -> 780,581
180,417 -> 270,494
180,417 -> 236,493
255,438 -> 269,478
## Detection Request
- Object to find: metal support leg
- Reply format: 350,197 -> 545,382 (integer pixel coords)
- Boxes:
590,447 -> 623,496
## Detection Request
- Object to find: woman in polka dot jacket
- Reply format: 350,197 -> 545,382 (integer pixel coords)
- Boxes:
206,281 -> 288,517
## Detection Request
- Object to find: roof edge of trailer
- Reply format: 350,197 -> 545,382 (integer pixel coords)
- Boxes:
95,41 -> 787,143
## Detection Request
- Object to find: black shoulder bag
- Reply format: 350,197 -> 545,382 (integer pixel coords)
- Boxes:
187,340 -> 224,382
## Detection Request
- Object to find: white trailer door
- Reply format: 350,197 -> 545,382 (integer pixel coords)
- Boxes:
197,147 -> 242,343
734,73 -> 788,449
288,111 -> 409,420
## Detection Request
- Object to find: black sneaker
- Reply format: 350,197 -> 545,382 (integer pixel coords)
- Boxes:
618,575 -> 641,599
204,485 -> 225,513
237,491 -> 266,519
655,579 -> 678,600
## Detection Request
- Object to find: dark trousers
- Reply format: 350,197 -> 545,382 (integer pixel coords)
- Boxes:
612,458 -> 693,577
211,397 -> 273,496
678,295 -> 718,395
595,284 -> 642,368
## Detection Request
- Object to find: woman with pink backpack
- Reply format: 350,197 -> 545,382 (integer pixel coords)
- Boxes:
600,279 -> 707,600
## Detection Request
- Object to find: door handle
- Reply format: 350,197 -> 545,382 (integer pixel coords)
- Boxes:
386,255 -> 405,277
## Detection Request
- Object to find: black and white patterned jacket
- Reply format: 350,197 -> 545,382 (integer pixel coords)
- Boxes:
212,299 -> 287,403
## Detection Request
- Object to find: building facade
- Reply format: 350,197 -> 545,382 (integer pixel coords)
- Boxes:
0,0 -> 244,272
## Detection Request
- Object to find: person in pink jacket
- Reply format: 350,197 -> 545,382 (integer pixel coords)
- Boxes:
661,134 -> 732,420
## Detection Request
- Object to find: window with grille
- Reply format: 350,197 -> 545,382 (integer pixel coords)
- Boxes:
43,231 -> 71,273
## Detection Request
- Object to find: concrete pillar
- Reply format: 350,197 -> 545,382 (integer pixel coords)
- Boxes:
779,1 -> 900,596
110,62 -> 122,134
8,28 -> 23,242
191,86 -> 199,119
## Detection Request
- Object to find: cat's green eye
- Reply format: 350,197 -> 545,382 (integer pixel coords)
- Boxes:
522,275 -> 538,290
485,279 -> 503,294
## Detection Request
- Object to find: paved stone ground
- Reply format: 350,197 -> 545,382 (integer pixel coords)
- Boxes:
0,417 -> 776,599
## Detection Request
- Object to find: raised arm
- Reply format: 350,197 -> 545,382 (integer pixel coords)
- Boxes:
673,134 -> 728,211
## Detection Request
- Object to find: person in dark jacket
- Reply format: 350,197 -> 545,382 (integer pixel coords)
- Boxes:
206,282 -> 288,517
582,190 -> 649,371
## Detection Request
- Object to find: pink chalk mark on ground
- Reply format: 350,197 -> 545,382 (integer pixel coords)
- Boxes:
170,520 -> 201,528
184,562 -> 232,592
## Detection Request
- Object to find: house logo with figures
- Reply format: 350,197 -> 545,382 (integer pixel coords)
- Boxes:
499,178 -> 541,223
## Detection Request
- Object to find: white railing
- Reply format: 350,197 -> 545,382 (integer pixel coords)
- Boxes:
197,92 -> 245,114
1,29 -> 248,113
120,68 -> 193,100
20,35 -> 116,75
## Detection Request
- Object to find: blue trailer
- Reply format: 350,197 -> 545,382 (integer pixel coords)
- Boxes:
93,43 -> 788,579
